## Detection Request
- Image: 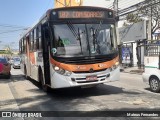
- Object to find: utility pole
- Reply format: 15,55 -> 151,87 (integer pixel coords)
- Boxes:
151,0 -> 153,40
113,0 -> 118,16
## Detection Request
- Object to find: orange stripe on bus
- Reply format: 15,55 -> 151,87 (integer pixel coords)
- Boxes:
50,56 -> 119,72
29,52 -> 35,64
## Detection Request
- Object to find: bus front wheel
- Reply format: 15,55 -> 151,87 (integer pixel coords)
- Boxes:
39,70 -> 50,92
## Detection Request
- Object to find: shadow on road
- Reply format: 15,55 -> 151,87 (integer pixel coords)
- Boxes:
10,71 -> 143,98
0,78 -> 11,83
26,78 -> 142,99
11,74 -> 27,82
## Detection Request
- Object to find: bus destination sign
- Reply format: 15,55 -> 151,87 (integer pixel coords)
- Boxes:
58,11 -> 112,19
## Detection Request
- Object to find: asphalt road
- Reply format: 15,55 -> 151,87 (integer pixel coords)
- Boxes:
0,68 -> 160,120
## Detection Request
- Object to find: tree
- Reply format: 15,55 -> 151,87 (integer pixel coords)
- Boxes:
3,44 -> 13,55
138,0 -> 160,36
123,13 -> 142,26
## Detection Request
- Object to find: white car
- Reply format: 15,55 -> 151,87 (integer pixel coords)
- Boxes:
142,62 -> 160,93
12,57 -> 21,69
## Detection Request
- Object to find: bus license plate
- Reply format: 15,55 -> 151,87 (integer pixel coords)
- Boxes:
86,76 -> 97,81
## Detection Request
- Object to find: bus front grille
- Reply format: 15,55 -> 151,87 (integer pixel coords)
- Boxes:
71,74 -> 109,83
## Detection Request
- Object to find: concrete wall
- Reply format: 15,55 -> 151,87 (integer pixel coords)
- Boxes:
144,56 -> 159,65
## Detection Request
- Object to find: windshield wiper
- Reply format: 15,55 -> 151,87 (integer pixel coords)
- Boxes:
94,20 -> 103,38
90,21 -> 103,54
67,21 -> 78,39
67,21 -> 83,54
77,28 -> 83,53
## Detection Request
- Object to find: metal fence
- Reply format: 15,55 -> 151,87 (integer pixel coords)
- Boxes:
144,40 -> 160,56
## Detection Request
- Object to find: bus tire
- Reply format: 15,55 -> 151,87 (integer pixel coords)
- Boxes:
24,65 -> 29,80
39,69 -> 50,92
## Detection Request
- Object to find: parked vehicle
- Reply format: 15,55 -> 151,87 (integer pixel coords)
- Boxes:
0,57 -> 11,79
142,59 -> 160,93
9,58 -> 14,65
13,57 -> 21,69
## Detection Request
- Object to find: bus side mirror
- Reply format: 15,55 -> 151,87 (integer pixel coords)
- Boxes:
115,16 -> 119,21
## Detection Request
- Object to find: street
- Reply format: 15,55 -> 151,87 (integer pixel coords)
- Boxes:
0,68 -> 160,120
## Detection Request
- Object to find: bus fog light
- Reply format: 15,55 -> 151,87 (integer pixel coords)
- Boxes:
59,69 -> 65,74
109,67 -> 112,72
112,65 -> 117,70
106,74 -> 110,78
64,71 -> 72,76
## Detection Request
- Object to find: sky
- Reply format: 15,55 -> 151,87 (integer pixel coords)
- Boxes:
0,0 -> 145,50
0,0 -> 54,50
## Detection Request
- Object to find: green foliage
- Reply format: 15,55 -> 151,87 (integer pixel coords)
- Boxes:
0,50 -> 13,54
124,13 -> 143,26
126,13 -> 142,23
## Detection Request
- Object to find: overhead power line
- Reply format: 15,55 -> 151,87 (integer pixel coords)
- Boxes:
0,28 -> 28,35
0,23 -> 27,28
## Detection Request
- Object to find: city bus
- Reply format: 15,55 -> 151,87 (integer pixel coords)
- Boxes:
19,6 -> 120,92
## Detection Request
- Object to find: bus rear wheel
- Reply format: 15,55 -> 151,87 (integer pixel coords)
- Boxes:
24,66 -> 29,80
39,70 -> 50,92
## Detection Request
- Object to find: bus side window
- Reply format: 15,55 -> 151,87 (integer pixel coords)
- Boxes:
22,38 -> 24,53
29,31 -> 34,51
32,31 -> 34,51
36,27 -> 39,50
43,26 -> 50,52
34,28 -> 37,51
19,40 -> 22,53
29,33 -> 32,51
38,25 -> 42,50
23,38 -> 26,53
44,27 -> 50,41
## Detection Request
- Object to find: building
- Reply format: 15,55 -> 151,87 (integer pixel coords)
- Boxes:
55,0 -> 83,8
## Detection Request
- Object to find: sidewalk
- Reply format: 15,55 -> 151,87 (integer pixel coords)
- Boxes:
0,79 -> 20,111
120,66 -> 144,75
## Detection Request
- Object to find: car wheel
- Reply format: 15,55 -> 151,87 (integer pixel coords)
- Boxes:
149,76 -> 160,93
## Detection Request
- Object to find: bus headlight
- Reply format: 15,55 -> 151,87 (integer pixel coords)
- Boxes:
53,66 -> 72,76
109,62 -> 119,72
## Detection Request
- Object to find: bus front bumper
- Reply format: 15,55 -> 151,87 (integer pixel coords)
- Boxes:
51,67 -> 120,89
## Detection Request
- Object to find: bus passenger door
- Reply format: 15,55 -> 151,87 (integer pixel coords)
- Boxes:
25,36 -> 31,78
42,25 -> 51,86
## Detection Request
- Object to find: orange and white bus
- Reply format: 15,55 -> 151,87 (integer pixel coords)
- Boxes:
19,6 -> 120,92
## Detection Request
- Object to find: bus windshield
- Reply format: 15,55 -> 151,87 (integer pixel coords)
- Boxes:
51,23 -> 117,57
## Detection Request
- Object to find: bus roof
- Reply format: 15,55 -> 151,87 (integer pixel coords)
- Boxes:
20,6 -> 115,40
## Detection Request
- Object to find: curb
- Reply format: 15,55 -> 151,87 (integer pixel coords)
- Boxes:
120,71 -> 143,75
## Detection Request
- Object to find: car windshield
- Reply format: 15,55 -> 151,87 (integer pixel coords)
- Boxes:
51,23 -> 117,57
0,58 -> 7,64
14,58 -> 20,61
